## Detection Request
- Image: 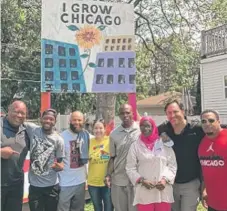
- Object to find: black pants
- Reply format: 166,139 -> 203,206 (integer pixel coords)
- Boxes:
29,184 -> 60,211
1,182 -> 24,211
208,207 -> 227,211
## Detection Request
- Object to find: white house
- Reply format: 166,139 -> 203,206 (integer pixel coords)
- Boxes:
200,24 -> 227,124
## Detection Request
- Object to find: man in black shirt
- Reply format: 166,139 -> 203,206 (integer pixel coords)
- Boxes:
1,100 -> 29,211
158,100 -> 204,211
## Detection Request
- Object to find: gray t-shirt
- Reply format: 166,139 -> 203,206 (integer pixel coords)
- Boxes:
25,123 -> 65,187
110,122 -> 140,186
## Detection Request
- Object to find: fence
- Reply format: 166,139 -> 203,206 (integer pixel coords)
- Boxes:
201,24 -> 227,58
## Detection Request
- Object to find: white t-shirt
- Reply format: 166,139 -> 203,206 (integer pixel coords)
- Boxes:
58,129 -> 89,187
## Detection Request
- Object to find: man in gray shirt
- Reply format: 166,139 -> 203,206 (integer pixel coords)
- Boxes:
25,109 -> 65,211
105,104 -> 140,211
1,100 -> 29,211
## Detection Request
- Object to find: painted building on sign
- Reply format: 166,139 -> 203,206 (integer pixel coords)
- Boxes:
41,39 -> 86,93
92,35 -> 136,92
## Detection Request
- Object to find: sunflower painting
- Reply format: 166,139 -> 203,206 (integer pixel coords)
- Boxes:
76,25 -> 102,49
67,24 -> 107,76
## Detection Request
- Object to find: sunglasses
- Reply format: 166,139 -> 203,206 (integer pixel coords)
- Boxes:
201,119 -> 216,124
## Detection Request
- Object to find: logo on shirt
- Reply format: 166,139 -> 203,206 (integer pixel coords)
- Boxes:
199,155 -> 225,167
206,142 -> 214,152
30,135 -> 55,175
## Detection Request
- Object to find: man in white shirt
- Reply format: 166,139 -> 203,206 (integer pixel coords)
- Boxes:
57,111 -> 90,211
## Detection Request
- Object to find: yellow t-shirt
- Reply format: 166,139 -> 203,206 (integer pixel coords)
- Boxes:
87,136 -> 110,186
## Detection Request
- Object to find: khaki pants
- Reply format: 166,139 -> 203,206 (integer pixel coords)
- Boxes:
111,184 -> 137,211
172,179 -> 200,211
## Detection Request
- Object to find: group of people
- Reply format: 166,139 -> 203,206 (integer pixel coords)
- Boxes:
1,100 -> 227,211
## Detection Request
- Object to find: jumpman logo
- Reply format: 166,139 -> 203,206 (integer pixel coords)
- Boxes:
206,142 -> 214,152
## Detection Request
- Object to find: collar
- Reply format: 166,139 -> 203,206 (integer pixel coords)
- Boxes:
119,121 -> 139,132
2,117 -> 26,133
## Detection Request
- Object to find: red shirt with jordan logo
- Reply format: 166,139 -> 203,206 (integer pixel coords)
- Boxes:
198,129 -> 227,210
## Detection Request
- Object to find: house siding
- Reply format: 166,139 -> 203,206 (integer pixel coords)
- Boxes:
201,54 -> 227,123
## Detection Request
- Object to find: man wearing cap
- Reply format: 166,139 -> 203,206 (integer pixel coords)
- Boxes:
25,109 -> 65,211
1,100 -> 29,211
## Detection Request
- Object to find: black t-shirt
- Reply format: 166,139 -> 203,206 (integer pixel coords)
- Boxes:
1,117 -> 29,186
158,121 -> 205,183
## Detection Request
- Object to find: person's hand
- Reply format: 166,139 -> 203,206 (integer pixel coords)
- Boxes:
155,178 -> 166,191
201,191 -> 208,209
104,175 -> 111,188
142,179 -> 155,190
51,162 -> 64,172
1,147 -> 19,159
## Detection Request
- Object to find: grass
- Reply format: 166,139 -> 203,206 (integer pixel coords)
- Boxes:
85,201 -> 206,211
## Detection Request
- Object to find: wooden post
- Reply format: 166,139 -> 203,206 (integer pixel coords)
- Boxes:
128,93 -> 137,121
40,92 -> 51,114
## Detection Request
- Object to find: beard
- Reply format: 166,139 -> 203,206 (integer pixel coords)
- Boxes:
70,123 -> 82,133
206,132 -> 214,136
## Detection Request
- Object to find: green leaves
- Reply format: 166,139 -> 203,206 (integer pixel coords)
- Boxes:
97,25 -> 107,31
88,62 -> 96,68
80,54 -> 89,58
67,25 -> 79,31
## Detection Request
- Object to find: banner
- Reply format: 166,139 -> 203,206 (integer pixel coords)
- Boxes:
41,0 -> 135,93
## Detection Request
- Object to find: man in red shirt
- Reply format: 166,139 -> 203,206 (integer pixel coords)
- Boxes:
198,109 -> 227,211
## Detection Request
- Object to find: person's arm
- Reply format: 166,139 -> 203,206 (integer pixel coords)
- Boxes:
104,136 -> 115,188
201,181 -> 208,208
52,135 -> 65,171
0,147 -> 20,159
125,142 -> 141,185
156,146 -> 177,190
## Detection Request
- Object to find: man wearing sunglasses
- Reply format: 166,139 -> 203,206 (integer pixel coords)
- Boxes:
198,109 -> 227,211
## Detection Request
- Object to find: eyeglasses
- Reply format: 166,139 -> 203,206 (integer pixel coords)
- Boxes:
201,119 -> 216,124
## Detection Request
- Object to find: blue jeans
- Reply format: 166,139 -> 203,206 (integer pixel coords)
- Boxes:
88,185 -> 113,211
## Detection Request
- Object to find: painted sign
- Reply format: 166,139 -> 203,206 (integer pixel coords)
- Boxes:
41,0 -> 135,93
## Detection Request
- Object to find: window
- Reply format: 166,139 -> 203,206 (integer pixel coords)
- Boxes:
71,71 -> 79,80
117,39 -> 121,44
61,83 -> 68,91
45,71 -> 53,81
45,58 -> 53,68
128,38 -> 132,43
123,38 -> 126,43
111,46 -> 114,51
69,48 -> 76,56
122,45 -> 126,51
225,75 -> 227,98
129,75 -> 135,84
107,75 -> 114,84
105,46 -> 108,51
45,44 -> 53,54
116,46 -> 120,51
58,46 -> 66,56
59,59 -> 66,68
118,75 -> 125,84
70,59 -> 77,68
72,83 -> 80,92
106,39 -> 109,44
112,39 -> 116,44
96,74 -> 104,84
119,58 -> 125,68
128,45 -> 132,50
128,58 -> 135,68
107,58 -> 114,67
60,71 -> 67,80
98,58 -> 104,67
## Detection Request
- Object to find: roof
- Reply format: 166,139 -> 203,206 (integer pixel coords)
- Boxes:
137,91 -> 195,108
